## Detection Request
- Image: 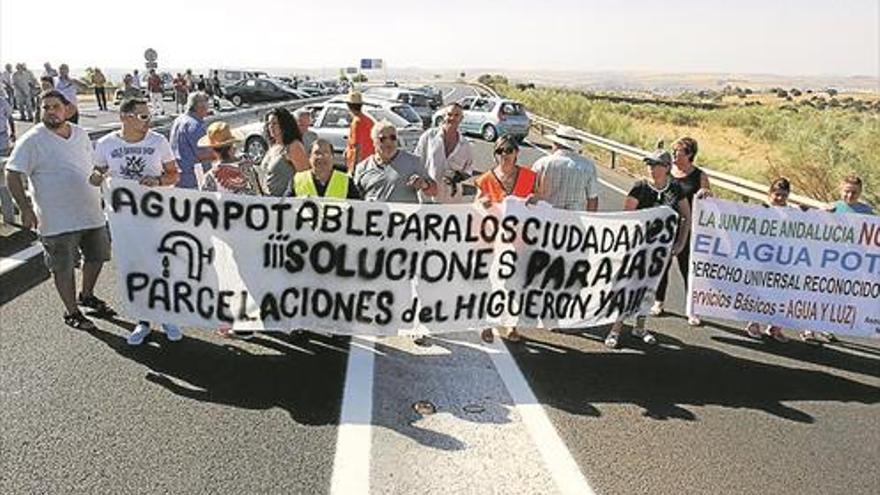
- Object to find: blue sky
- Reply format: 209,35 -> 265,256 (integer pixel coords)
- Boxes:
1,0 -> 877,76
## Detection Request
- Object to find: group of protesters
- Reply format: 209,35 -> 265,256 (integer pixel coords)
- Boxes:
2,86 -> 875,349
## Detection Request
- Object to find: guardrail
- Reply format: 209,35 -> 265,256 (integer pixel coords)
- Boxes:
470,81 -> 826,209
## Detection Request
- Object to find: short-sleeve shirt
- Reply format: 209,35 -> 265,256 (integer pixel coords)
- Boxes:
201,160 -> 263,196
345,113 -> 375,170
627,179 -> 686,212
831,200 -> 874,215
94,130 -> 174,181
169,112 -> 210,189
6,124 -> 105,236
415,127 -> 473,204
147,75 -> 163,93
531,149 -> 598,210
353,150 -> 428,203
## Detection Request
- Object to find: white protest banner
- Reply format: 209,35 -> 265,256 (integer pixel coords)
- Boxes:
105,181 -> 678,335
688,198 -> 880,338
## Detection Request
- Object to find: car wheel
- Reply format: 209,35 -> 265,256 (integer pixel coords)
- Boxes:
231,94 -> 243,107
245,136 -> 268,161
481,124 -> 497,142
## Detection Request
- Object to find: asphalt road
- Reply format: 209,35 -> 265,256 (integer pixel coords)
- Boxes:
1,83 -> 878,495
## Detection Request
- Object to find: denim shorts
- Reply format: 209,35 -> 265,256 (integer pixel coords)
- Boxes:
41,225 -> 112,274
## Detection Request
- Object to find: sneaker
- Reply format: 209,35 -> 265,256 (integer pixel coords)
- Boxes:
650,301 -> 664,316
687,316 -> 702,326
77,293 -> 117,318
480,328 -> 494,344
819,331 -> 838,343
604,331 -> 620,349
128,321 -> 151,345
744,322 -> 763,339
162,323 -> 182,342
766,325 -> 788,343
632,327 -> 657,345
233,331 -> 254,340
799,330 -> 823,346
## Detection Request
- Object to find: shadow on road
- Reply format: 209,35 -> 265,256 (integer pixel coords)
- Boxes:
510,326 -> 880,424
85,325 -> 348,426
706,320 -> 880,378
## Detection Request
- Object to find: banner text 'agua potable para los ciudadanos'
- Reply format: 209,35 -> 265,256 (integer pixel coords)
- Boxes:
106,181 -> 678,335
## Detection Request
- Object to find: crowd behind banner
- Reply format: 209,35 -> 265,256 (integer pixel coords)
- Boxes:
1,84 -> 876,349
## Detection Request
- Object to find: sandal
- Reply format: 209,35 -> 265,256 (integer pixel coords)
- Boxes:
64,311 -> 96,331
78,294 -> 117,318
604,332 -> 620,349
502,328 -> 522,342
744,322 -> 763,339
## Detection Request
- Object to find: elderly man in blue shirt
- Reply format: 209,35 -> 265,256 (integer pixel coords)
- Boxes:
169,92 -> 214,188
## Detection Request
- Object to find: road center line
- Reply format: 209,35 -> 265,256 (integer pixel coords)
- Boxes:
329,336 -> 377,495
485,339 -> 596,495
0,244 -> 43,277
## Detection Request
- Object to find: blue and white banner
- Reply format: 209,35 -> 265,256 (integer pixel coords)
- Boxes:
688,198 -> 880,337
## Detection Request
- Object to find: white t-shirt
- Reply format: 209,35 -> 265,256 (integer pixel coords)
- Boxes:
6,124 -> 105,236
94,130 -> 174,180
414,127 -> 473,204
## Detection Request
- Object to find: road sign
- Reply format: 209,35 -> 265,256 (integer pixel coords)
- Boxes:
145,61 -> 158,69
144,48 -> 158,62
360,58 -> 383,70
345,67 -> 358,74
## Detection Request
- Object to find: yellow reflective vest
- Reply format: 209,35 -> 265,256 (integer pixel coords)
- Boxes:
293,170 -> 349,199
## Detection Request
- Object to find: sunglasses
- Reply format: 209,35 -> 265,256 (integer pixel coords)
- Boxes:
125,113 -> 151,121
494,147 -> 516,156
379,134 -> 397,143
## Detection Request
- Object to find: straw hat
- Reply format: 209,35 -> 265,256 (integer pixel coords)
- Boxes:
197,121 -> 242,147
544,125 -> 583,150
343,91 -> 364,105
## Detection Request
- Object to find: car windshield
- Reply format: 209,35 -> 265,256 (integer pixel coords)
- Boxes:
391,105 -> 422,125
500,102 -> 525,116
365,108 -> 410,127
400,93 -> 430,107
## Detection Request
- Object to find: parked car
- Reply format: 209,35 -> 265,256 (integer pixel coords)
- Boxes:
414,85 -> 443,109
235,98 -> 422,165
224,78 -> 305,106
363,87 -> 434,128
297,80 -> 337,96
434,96 -> 530,141
212,69 -> 269,90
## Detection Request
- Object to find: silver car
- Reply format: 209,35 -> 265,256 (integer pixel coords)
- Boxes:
236,100 -> 422,165
363,87 -> 434,129
434,96 -> 530,142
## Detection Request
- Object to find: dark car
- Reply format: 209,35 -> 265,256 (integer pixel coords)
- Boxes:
224,78 -> 304,106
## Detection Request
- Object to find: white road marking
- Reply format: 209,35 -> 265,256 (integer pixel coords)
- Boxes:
525,138 -> 628,196
0,244 -> 43,277
485,338 -> 596,495
330,336 -> 377,495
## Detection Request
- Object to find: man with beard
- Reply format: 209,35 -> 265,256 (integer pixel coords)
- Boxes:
5,90 -> 115,330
